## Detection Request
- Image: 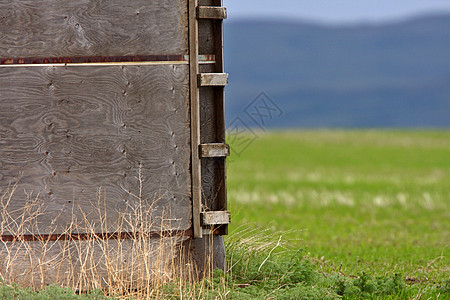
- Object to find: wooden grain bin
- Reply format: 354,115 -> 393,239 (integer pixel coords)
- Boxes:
0,0 -> 229,288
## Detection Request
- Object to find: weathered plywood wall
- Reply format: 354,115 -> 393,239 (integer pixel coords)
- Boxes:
0,65 -> 191,233
0,0 -> 230,285
0,0 -> 229,238
0,0 -> 188,57
0,0 -> 192,235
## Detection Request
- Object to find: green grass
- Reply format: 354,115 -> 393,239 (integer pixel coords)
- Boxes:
226,130 -> 449,297
0,284 -> 106,299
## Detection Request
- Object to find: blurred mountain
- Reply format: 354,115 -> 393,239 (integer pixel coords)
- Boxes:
224,14 -> 450,128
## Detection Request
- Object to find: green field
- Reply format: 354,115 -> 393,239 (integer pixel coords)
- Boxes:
226,130 -> 449,297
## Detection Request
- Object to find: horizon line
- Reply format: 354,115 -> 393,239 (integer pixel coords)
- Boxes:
226,11 -> 450,27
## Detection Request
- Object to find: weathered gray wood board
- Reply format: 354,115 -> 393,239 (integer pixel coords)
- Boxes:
0,65 -> 191,233
0,0 -> 188,58
189,0 -> 203,238
198,19 -> 216,55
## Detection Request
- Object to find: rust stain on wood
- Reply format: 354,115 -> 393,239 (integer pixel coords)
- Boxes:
0,55 -> 186,65
0,229 -> 193,242
0,55 -> 217,65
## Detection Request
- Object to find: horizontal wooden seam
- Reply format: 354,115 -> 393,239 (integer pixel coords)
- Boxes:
0,229 -> 194,242
0,55 -> 216,67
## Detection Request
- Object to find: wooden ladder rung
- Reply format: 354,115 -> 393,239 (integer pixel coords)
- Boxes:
200,143 -> 230,158
201,211 -> 231,226
198,73 -> 228,87
197,6 -> 227,19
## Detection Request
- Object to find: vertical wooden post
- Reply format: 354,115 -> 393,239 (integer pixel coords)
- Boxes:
189,0 -> 202,238
214,0 -> 229,235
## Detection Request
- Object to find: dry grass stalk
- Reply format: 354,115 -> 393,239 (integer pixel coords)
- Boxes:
0,176 -> 225,299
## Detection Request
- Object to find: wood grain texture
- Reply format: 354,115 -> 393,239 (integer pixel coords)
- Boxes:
0,0 -> 188,58
198,19 -> 216,55
0,65 -> 191,234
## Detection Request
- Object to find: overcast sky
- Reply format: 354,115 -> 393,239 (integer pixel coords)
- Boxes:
226,0 -> 450,24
